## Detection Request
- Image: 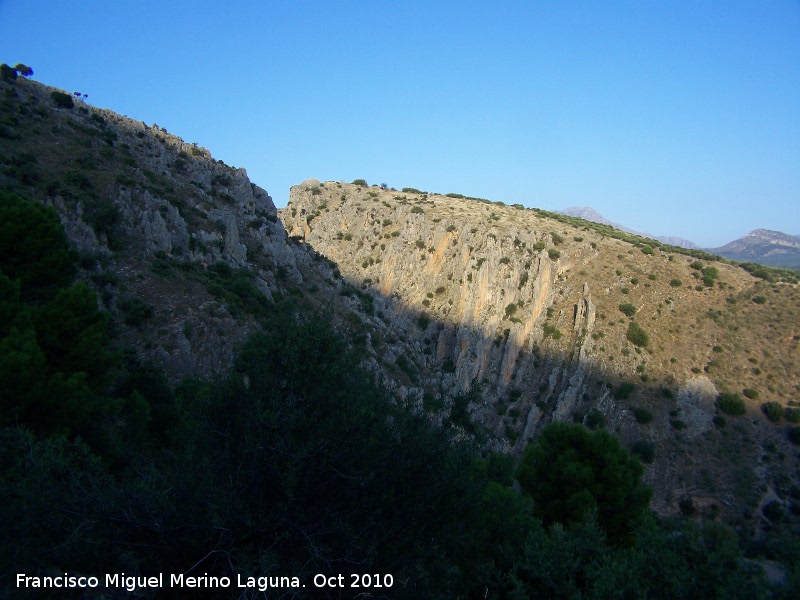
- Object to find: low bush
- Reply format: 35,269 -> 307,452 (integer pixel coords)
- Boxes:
543,324 -> 561,340
633,407 -> 653,424
585,410 -> 605,430
743,388 -> 759,400
619,303 -> 637,318
761,402 -> 783,423
118,296 -> 154,328
789,426 -> 800,445
615,382 -> 635,400
630,440 -> 655,463
785,407 -> 800,423
626,322 -> 649,347
717,393 -> 746,416
50,90 -> 74,109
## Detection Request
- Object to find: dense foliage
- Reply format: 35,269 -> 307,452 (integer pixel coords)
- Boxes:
516,422 -> 652,546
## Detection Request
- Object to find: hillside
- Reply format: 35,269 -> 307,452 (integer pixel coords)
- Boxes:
2,72 -> 800,596
281,180 -> 800,518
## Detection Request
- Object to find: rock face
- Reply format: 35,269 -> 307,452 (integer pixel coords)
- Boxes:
0,77 -> 304,378
279,183 -> 690,450
280,181 -> 800,519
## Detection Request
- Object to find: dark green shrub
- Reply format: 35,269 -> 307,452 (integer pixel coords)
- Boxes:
516,422 -> 652,545
0,63 -> 18,80
63,170 -> 93,190
352,178 -> 367,186
789,426 -> 800,445
679,497 -> 696,516
543,324 -> 561,339
762,501 -> 784,523
585,409 -> 605,430
641,245 -> 654,255
761,401 -> 783,423
717,393 -> 746,415
417,313 -> 430,330
547,248 -> 560,260
670,279 -> 682,287
752,296 -> 766,304
626,322 -> 649,347
50,90 -> 74,109
550,232 -> 563,245
505,303 -> 518,319
411,206 -> 424,214
118,296 -> 154,328
633,407 -> 653,424
100,129 -> 118,145
785,407 -> 800,423
630,440 -> 655,463
615,383 -> 635,400
619,303 -> 637,318
743,388 -> 759,400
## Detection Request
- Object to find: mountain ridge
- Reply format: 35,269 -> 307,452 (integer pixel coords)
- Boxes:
710,228 -> 800,269
559,206 -> 701,249
561,206 -> 800,270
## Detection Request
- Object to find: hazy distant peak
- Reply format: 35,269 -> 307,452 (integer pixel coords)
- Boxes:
711,229 -> 800,269
558,206 -> 700,249
560,206 -> 616,226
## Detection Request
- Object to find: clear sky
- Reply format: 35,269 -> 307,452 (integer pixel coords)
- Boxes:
2,0 -> 798,247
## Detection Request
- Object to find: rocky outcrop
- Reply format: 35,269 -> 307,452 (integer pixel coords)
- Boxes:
280,181 -> 620,445
0,77 -> 306,379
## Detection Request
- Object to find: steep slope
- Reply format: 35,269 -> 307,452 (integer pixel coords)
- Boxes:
0,77 -> 311,378
712,229 -> 800,270
282,180 -> 800,518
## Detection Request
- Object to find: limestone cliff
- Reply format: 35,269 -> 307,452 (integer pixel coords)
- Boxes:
281,180 -> 800,517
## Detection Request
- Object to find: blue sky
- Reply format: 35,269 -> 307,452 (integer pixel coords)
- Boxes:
2,0 -> 798,247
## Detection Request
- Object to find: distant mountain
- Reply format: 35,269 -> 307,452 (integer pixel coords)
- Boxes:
559,206 -> 700,249
710,229 -> 800,270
